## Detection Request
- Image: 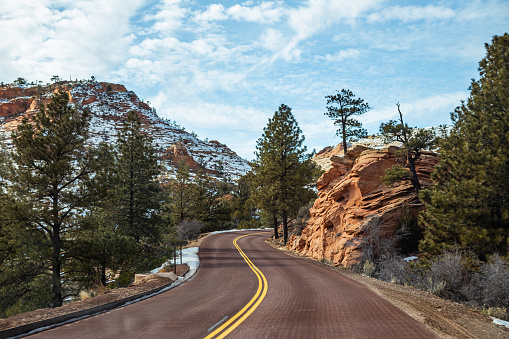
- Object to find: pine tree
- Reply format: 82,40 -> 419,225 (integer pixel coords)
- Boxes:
113,111 -> 163,274
252,104 -> 316,244
379,103 -> 436,193
166,160 -> 195,224
419,33 -> 509,259
7,91 -> 101,308
325,89 -> 369,155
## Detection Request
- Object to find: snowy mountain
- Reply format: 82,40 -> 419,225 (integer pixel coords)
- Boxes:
0,81 -> 251,180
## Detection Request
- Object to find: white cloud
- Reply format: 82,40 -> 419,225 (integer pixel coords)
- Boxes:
195,1 -> 285,24
195,4 -> 228,22
143,0 -> 188,35
367,5 -> 455,23
288,0 -> 381,40
227,2 -> 285,24
151,92 -> 269,129
315,49 -> 363,62
360,91 -> 468,126
0,0 -> 143,82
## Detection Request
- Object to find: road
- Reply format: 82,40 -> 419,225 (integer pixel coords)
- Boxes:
27,231 -> 435,338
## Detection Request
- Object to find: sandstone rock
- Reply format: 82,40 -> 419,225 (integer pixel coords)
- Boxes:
289,147 -> 439,268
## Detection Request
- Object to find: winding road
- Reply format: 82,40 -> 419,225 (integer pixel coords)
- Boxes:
27,231 -> 435,338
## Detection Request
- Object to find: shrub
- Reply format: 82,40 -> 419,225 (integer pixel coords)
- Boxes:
377,254 -> 409,284
362,260 -> 376,277
463,254 -> 509,310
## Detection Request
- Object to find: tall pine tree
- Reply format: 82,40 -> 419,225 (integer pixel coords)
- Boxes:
8,91 -> 101,307
252,104 -> 316,244
325,89 -> 369,155
114,111 -> 163,246
419,33 -> 509,259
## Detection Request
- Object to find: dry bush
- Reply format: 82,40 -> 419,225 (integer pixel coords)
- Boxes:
462,254 -> 509,312
427,251 -> 467,300
291,201 -> 314,236
177,220 -> 203,241
377,254 -> 410,284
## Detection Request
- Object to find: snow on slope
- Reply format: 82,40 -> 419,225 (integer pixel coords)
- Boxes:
0,82 -> 251,180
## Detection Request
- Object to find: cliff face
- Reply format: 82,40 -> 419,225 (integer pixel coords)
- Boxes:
288,145 -> 439,267
0,82 -> 250,180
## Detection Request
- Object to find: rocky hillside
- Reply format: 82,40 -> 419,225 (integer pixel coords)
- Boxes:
0,81 -> 250,180
289,144 -> 439,268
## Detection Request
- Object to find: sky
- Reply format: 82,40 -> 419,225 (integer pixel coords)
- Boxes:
1,0 -> 508,160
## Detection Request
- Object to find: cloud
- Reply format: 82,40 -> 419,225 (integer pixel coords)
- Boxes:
288,0 -> 381,40
367,5 -> 455,23
227,2 -> 285,24
0,0 -> 143,82
360,91 -> 468,126
151,91 -> 270,130
315,49 -> 363,62
194,1 -> 285,24
143,0 -> 189,35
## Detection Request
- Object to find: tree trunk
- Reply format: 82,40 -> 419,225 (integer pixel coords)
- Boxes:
100,257 -> 107,287
51,229 -> 63,308
282,210 -> 288,245
51,193 -> 63,308
342,120 -> 348,155
180,241 -> 183,265
272,213 -> 279,239
407,154 -> 421,193
173,244 -> 177,274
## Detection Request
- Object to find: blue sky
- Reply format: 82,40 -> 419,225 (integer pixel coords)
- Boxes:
1,0 -> 508,160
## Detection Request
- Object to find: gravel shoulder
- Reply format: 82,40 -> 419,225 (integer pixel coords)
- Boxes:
266,239 -> 509,339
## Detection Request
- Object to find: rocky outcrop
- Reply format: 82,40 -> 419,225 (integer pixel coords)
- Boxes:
0,82 -> 250,180
288,144 -> 439,268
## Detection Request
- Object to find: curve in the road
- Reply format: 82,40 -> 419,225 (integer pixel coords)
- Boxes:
204,233 -> 268,339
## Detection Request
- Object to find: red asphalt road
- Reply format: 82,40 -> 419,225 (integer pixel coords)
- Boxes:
27,231 -> 435,338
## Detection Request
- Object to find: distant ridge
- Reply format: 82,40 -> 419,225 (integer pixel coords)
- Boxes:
0,80 -> 251,180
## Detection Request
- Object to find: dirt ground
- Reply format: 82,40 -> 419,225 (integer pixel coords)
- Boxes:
267,240 -> 509,339
0,264 -> 189,332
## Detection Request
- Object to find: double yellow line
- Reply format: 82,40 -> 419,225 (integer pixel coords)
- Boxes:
204,233 -> 268,339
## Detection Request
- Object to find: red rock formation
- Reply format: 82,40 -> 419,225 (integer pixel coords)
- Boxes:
288,145 -> 439,268
161,142 -> 201,171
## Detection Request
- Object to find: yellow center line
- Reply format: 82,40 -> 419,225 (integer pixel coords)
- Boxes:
204,233 -> 269,339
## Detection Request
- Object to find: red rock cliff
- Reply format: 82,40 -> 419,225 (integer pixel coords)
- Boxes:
288,145 -> 439,268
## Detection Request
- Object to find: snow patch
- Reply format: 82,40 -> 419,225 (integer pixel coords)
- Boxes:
492,317 -> 509,328
403,256 -> 418,262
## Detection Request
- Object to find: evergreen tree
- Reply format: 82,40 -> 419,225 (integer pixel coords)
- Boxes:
419,33 -> 509,259
114,111 -> 163,245
166,160 -> 195,224
7,91 -> 101,308
325,89 -> 369,155
67,143 -> 127,287
252,104 -> 316,244
379,103 -> 436,193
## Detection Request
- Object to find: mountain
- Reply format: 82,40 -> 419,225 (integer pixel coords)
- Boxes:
0,81 -> 250,180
